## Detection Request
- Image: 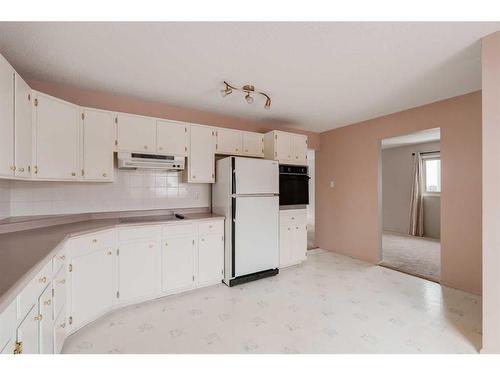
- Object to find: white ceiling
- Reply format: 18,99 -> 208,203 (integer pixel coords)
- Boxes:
381,128 -> 441,149
0,22 -> 498,133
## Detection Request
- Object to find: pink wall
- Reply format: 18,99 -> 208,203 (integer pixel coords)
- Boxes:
26,79 -> 320,150
481,31 -> 500,353
316,91 -> 482,295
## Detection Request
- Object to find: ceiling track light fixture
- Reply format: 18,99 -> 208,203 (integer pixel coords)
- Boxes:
220,81 -> 272,110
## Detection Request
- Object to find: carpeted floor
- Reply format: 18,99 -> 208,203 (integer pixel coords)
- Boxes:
381,232 -> 440,281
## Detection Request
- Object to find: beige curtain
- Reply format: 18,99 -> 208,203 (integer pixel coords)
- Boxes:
408,153 -> 424,237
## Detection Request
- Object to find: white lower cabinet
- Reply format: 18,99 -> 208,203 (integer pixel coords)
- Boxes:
68,239 -> 115,331
117,227 -> 162,303
198,233 -> 224,286
39,285 -> 54,354
279,209 -> 307,268
162,235 -> 196,293
0,218 -> 224,354
16,304 -> 39,354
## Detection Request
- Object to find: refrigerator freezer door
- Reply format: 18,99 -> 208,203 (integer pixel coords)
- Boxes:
234,195 -> 279,277
234,157 -> 279,195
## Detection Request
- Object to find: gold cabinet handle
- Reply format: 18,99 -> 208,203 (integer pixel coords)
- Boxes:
92,239 -> 98,243
56,279 -> 66,284
107,251 -> 112,255
44,299 -> 51,306
39,276 -> 47,283
34,314 -> 43,321
235,148 -> 239,152
144,145 -> 148,149
192,175 -> 196,179
71,172 -> 76,176
102,173 -> 107,177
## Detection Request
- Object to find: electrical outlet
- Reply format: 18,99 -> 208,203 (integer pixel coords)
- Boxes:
330,180 -> 335,188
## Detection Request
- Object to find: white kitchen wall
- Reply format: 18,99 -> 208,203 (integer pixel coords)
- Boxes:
0,180 -> 10,218
8,169 -> 210,217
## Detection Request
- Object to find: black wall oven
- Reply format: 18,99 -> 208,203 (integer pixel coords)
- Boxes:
279,165 -> 310,206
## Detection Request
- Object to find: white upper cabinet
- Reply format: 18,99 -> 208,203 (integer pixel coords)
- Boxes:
33,92 -> 80,180
156,120 -> 188,156
116,113 -> 156,153
291,134 -> 308,165
264,130 -> 308,166
0,54 -> 14,178
187,124 -> 215,183
14,74 -> 32,178
81,108 -> 114,181
215,128 -> 242,155
242,131 -> 264,157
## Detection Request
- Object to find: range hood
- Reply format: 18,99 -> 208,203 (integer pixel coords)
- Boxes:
117,152 -> 185,171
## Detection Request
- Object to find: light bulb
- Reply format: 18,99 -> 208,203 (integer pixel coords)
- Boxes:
245,93 -> 254,104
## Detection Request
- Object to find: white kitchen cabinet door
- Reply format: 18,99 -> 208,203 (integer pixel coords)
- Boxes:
16,304 -> 39,354
34,92 -> 80,180
162,236 -> 195,292
0,301 -> 16,354
198,233 -> 224,286
53,310 -> 67,354
82,108 -> 114,180
291,222 -> 307,264
14,73 -> 32,178
187,125 -> 215,183
292,134 -> 308,165
116,113 -> 156,153
216,128 -> 242,155
117,240 -> 161,303
157,120 -> 188,156
69,248 -> 114,330
279,223 -> 292,267
242,132 -> 264,157
38,285 -> 54,354
0,55 -> 14,178
275,131 -> 292,162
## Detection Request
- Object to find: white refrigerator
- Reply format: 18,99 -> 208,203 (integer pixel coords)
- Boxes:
212,157 -> 280,286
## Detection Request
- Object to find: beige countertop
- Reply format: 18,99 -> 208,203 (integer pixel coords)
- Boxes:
0,210 -> 224,314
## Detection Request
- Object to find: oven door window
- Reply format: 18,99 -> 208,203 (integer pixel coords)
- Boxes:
279,174 -> 309,206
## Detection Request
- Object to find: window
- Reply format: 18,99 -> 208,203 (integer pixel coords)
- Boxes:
424,156 -> 441,194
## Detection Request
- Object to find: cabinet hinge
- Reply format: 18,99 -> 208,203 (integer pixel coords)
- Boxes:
185,146 -> 187,152
14,341 -> 22,354
192,239 -> 195,245
114,139 -> 118,146
115,117 -> 118,124
116,248 -> 120,256
52,288 -> 55,298
262,148 -> 264,153
275,134 -> 277,140
33,165 -> 38,174
27,93 -> 31,102
185,127 -> 187,133
215,143 -> 218,150
221,269 -> 224,275
69,316 -> 73,325
68,264 -> 73,272
34,98 -> 38,107
116,291 -> 120,299
192,275 -> 195,281
81,169 -> 85,176
275,152 -> 277,157
212,173 -> 215,178
81,113 -> 85,120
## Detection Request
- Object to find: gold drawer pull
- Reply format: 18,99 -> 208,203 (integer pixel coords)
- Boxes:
44,299 -> 51,306
144,145 -> 148,149
71,172 -> 76,176
34,314 -> 43,321
39,276 -> 47,283
57,279 -> 66,284
107,251 -> 112,255
102,173 -> 107,177
92,239 -> 98,243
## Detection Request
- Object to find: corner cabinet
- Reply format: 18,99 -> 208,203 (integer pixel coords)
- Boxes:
33,92 -> 80,180
186,124 -> 216,183
264,130 -> 308,166
279,209 -> 307,268
81,108 -> 114,181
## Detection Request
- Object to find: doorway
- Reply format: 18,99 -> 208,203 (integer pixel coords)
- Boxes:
379,128 -> 441,282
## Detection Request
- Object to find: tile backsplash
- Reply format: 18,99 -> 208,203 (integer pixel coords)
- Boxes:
0,180 -> 10,218
7,169 -> 210,217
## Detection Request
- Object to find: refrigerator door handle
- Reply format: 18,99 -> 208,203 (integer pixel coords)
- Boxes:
231,157 -> 236,195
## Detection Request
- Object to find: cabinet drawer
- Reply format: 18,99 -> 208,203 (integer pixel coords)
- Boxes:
70,229 -> 115,253
53,309 -> 67,354
0,301 -> 16,354
162,223 -> 195,238
52,248 -> 67,276
17,261 -> 52,322
118,225 -> 161,242
53,268 -> 67,320
280,210 -> 307,225
198,220 -> 224,236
